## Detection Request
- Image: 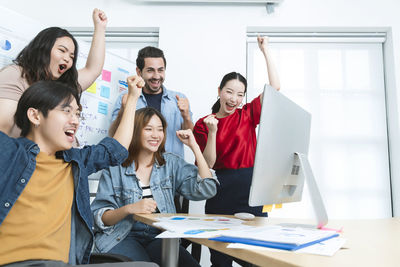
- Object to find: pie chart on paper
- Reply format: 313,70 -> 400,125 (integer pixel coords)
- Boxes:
1,39 -> 12,51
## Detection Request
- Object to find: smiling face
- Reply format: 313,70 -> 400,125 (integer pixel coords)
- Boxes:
48,36 -> 75,80
217,79 -> 246,118
140,114 -> 165,154
35,98 -> 80,154
137,57 -> 165,94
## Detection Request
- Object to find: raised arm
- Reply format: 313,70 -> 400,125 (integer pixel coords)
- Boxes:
201,115 -> 218,168
258,36 -> 280,104
78,8 -> 107,90
108,94 -> 124,137
176,95 -> 194,130
176,129 -> 212,178
112,76 -> 144,149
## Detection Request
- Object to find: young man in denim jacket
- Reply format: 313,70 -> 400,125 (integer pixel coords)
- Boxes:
0,77 -> 156,267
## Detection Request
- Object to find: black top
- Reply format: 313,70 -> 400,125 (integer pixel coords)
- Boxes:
143,91 -> 163,112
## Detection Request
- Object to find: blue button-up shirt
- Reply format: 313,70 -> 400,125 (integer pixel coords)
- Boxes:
0,132 -> 128,264
91,153 -> 218,253
112,86 -> 192,158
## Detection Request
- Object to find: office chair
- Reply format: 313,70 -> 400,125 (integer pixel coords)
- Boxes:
89,253 -> 133,263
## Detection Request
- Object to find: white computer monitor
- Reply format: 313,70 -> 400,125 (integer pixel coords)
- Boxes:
248,85 -> 328,228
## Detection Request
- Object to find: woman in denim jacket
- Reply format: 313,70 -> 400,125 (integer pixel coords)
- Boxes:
91,107 -> 218,267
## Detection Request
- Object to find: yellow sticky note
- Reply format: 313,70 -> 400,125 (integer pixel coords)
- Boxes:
262,205 -> 273,213
275,203 -> 283,209
87,82 -> 97,94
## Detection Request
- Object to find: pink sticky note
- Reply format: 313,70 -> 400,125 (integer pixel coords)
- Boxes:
102,70 -> 111,82
319,226 -> 344,233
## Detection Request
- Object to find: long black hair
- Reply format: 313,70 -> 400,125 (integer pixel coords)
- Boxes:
211,72 -> 247,114
15,81 -> 81,137
13,27 -> 81,92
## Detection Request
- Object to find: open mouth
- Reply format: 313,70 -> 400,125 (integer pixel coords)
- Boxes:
65,129 -> 75,142
226,103 -> 236,111
148,140 -> 160,146
149,79 -> 161,87
58,64 -> 67,73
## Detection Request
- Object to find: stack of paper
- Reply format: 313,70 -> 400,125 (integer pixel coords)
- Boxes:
153,215 -> 251,238
210,225 -> 339,251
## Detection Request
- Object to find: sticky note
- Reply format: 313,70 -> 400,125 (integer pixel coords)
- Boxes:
262,205 -> 273,213
102,69 -> 111,82
184,230 -> 204,235
98,102 -> 108,115
118,80 -> 128,87
275,203 -> 283,209
171,217 -> 185,220
87,82 -> 97,94
100,85 -> 110,99
117,67 -> 129,74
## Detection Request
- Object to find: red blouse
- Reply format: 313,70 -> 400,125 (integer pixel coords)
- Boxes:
193,96 -> 261,170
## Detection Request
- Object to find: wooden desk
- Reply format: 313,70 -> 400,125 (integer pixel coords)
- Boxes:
134,213 -> 400,267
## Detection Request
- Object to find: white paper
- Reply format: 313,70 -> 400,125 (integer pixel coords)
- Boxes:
227,237 -> 346,256
220,225 -> 338,245
295,237 -> 346,256
227,243 -> 291,253
153,215 -> 251,239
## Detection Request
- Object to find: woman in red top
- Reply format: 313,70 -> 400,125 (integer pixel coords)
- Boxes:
193,36 -> 280,267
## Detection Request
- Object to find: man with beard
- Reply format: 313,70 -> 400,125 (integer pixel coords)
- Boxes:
110,46 -> 193,158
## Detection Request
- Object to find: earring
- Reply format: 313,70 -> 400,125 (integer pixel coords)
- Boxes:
34,123 -> 40,128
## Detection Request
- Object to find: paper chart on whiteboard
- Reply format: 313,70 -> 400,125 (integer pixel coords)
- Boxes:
73,43 -> 135,147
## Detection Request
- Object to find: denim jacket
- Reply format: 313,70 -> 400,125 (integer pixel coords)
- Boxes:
91,152 -> 218,253
0,132 -> 128,264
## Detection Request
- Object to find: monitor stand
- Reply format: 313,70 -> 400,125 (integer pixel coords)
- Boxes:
279,152 -> 328,229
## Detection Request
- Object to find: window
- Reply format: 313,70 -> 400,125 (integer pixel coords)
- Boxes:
69,27 -> 159,63
247,30 -> 392,219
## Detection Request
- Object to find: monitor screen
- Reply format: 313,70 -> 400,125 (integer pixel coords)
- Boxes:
249,85 -> 311,207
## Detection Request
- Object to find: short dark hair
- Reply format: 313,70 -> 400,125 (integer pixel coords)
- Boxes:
122,107 -> 167,169
211,72 -> 247,113
14,27 -> 81,92
15,81 -> 81,137
136,46 -> 167,71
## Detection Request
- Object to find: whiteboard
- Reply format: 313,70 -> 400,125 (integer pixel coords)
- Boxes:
75,43 -> 135,146
0,6 -> 136,146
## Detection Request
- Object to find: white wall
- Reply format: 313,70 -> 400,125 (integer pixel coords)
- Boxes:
2,0 -> 400,213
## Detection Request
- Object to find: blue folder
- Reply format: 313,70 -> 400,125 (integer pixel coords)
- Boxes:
209,233 -> 339,251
